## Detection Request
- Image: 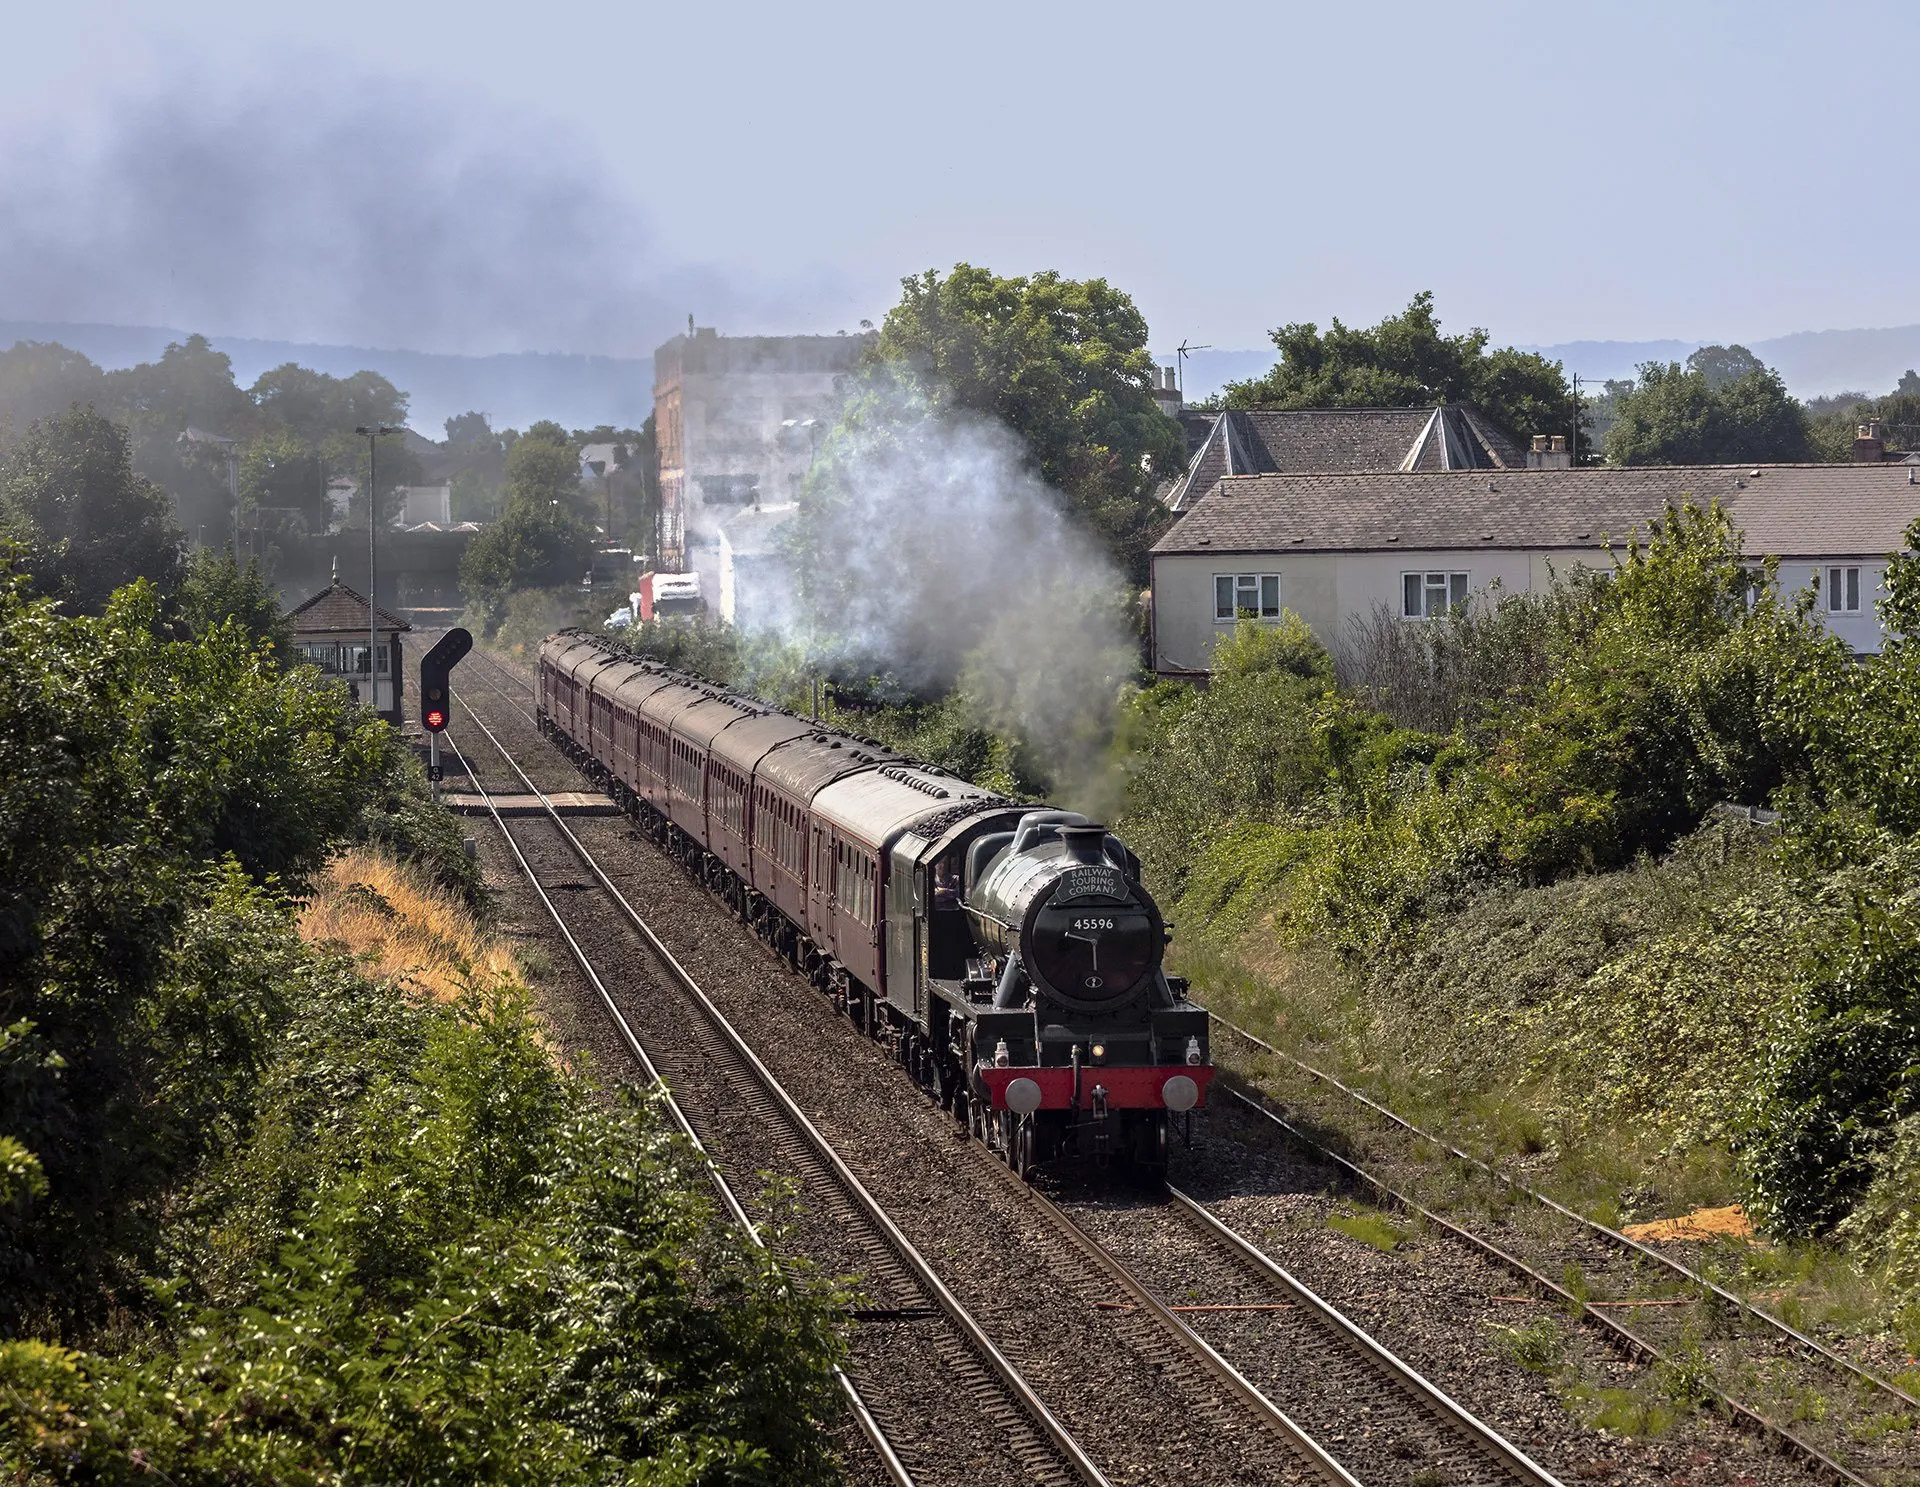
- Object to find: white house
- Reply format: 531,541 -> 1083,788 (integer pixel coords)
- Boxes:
1150,463 -> 1920,677
396,483 -> 452,527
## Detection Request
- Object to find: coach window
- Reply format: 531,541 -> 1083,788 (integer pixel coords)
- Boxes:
1213,573 -> 1282,622
1402,571 -> 1468,620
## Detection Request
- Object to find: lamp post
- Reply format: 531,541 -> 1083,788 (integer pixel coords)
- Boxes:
355,424 -> 402,715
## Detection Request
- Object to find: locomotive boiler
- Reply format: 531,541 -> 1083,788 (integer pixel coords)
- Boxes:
537,629 -> 1213,1176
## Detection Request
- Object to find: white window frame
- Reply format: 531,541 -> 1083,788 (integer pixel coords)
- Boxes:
1401,571 -> 1469,620
1212,572 -> 1283,622
1824,565 -> 1862,614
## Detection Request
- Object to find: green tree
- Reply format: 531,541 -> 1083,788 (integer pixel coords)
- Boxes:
459,503 -> 594,636
503,419 -> 589,519
0,342 -> 104,434
0,574 -> 388,1320
102,335 -> 253,439
1605,355 -> 1811,465
171,549 -> 293,660
1225,291 -> 1576,455
250,363 -> 407,447
446,410 -> 508,523
1685,343 -> 1768,389
0,407 -> 183,611
873,264 -> 1185,579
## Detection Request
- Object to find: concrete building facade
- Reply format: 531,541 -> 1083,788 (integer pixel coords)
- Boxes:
652,327 -> 872,572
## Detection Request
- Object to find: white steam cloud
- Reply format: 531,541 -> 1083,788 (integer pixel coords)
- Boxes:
769,371 -> 1138,798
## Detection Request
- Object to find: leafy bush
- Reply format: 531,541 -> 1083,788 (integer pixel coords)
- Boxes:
170,548 -> 293,660
0,573 -> 391,1323
1742,892 -> 1920,1236
1479,505 -> 1844,879
0,937 -> 845,1484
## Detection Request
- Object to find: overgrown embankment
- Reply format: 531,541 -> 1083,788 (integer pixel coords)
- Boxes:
1118,504 -> 1920,1318
0,570 -> 844,1483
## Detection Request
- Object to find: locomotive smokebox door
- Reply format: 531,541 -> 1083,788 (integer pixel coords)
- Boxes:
1031,863 -> 1155,1005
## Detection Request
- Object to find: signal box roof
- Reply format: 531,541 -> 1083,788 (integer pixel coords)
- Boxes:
285,578 -> 411,637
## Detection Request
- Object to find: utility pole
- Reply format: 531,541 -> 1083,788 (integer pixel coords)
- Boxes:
227,444 -> 240,562
355,424 -> 402,716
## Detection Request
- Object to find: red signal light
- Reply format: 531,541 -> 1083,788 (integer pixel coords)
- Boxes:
425,707 -> 447,731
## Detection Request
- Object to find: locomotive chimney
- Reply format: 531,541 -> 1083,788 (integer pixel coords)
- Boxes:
1060,824 -> 1109,864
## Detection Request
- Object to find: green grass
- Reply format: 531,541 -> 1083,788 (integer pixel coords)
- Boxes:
1494,1317 -> 1565,1374
1567,1383 -> 1679,1438
1325,1206 -> 1409,1252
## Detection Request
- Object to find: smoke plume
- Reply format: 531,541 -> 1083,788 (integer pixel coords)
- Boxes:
780,371 -> 1138,799
0,65 -> 834,358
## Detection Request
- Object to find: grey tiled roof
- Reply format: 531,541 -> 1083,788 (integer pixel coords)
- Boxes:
1163,405 -> 1525,512
1151,464 -> 1920,559
285,580 -> 412,634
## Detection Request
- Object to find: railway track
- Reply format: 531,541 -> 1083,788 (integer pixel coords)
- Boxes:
1207,1016 -> 1920,1485
1033,1173 -> 1560,1487
441,646 -> 1578,1487
443,692 -> 1103,1487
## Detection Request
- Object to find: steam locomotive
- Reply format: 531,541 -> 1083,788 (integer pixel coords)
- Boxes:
537,629 -> 1213,1175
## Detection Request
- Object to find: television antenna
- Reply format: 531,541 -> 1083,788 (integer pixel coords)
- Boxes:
1175,339 -> 1211,397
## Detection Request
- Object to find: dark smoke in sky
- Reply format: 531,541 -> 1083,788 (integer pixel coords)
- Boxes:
0,66 -> 833,357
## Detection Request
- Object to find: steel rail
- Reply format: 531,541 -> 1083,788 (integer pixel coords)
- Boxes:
1219,1083 -> 1876,1487
1001,1167 -> 1364,1487
1207,1011 -> 1920,1412
448,690 -> 1112,1487
439,724 -> 915,1487
1165,1184 -> 1561,1486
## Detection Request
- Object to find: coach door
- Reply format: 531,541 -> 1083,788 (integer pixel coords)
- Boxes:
808,824 -> 831,949
886,838 -> 924,1021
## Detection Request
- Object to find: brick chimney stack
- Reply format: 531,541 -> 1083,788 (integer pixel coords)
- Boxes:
1526,433 -> 1573,470
1854,419 -> 1887,463
1151,365 -> 1182,419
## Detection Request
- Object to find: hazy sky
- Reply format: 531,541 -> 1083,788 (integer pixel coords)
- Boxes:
4,0 -> 1915,359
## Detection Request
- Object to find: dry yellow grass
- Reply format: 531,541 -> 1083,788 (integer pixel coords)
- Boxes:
300,847 -> 518,1002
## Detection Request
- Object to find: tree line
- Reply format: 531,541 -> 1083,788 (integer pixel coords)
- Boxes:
0,336 -> 657,615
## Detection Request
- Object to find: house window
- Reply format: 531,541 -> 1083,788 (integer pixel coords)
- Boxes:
1402,571 -> 1468,620
1212,573 -> 1282,621
1825,566 -> 1862,614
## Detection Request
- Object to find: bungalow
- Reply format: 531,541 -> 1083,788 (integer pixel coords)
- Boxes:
1149,462 -> 1920,677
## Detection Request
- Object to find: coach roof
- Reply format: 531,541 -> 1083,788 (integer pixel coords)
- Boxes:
1151,463 -> 1920,559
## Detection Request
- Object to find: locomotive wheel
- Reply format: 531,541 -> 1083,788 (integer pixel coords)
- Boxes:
1014,1117 -> 1036,1180
1136,1113 -> 1169,1180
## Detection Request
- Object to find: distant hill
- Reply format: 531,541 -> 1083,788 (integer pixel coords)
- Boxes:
1169,325 -> 1920,405
0,320 -> 653,435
